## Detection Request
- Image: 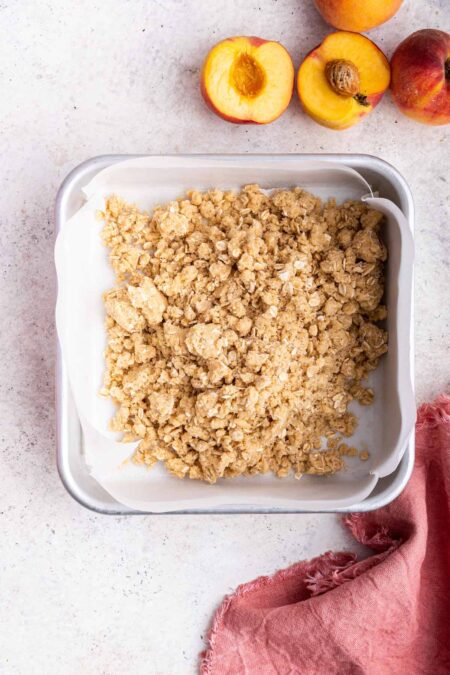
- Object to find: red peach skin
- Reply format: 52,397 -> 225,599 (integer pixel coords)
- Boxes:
391,29 -> 450,126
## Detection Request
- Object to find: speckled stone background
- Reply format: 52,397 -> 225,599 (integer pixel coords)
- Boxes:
0,1 -> 449,673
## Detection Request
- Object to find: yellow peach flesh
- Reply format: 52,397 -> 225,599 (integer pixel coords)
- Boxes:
202,37 -> 294,124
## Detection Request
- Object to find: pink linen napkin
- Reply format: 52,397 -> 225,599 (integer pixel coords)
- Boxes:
201,395 -> 450,675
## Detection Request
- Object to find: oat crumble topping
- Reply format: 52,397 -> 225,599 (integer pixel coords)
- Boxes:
100,185 -> 387,483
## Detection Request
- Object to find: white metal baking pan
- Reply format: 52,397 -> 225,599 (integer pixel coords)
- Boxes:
55,154 -> 415,514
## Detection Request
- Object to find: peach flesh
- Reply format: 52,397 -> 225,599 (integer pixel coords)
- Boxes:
201,36 -> 294,125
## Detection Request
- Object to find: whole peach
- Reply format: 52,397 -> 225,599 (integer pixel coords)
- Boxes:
314,0 -> 403,32
391,29 -> 450,126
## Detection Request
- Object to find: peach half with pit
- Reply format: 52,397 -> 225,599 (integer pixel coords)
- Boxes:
297,31 -> 390,130
201,36 -> 294,124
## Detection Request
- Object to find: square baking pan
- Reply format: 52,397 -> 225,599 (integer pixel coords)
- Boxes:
55,154 -> 415,514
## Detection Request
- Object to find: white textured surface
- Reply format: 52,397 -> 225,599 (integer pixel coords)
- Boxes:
0,1 -> 449,673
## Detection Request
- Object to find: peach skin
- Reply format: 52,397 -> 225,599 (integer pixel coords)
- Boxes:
391,29 -> 450,126
314,0 -> 403,33
297,31 -> 390,130
200,36 -> 294,124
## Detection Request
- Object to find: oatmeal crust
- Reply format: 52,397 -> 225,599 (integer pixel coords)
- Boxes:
100,185 -> 387,483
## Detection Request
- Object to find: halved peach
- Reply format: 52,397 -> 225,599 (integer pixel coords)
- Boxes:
201,36 -> 294,124
297,31 -> 391,130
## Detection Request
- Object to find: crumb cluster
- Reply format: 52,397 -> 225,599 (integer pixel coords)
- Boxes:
100,185 -> 387,483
